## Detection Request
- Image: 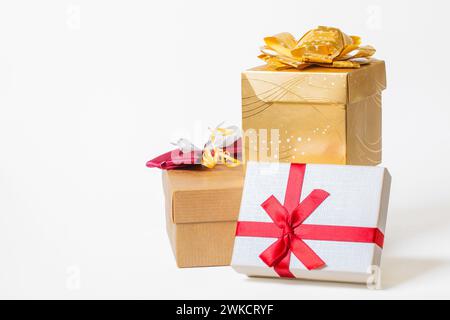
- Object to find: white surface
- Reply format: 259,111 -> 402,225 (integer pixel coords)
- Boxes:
232,163 -> 389,282
1,0 -> 450,299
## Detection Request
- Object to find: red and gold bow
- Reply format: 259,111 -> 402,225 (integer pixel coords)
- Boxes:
259,26 -> 376,70
146,124 -> 241,170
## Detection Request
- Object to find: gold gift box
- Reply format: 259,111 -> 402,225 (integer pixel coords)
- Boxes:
242,60 -> 386,165
162,166 -> 244,267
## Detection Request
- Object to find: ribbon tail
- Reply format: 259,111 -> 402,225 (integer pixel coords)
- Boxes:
290,236 -> 325,271
291,189 -> 330,227
259,237 -> 288,268
274,252 -> 295,278
259,237 -> 295,278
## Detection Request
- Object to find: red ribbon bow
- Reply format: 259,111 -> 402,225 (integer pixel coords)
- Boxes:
236,164 -> 385,278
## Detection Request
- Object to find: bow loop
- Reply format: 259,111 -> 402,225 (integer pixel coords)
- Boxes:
261,195 -> 290,229
290,189 -> 330,228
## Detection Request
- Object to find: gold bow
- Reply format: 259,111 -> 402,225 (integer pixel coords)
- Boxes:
259,26 -> 376,70
201,127 -> 241,169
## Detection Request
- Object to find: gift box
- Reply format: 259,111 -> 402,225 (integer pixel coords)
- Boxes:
231,162 -> 391,284
163,165 -> 245,267
242,60 -> 386,165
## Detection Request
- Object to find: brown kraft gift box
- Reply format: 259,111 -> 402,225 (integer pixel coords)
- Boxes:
242,60 -> 386,165
162,165 -> 245,267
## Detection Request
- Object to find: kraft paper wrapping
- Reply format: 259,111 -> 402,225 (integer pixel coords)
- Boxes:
241,60 -> 386,165
162,165 -> 245,268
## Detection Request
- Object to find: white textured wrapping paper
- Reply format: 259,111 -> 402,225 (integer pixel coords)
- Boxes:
231,162 -> 391,284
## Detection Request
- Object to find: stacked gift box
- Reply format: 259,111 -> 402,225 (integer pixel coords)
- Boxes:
147,26 -> 391,285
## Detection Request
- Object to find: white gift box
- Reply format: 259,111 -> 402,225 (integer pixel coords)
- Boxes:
231,162 -> 391,284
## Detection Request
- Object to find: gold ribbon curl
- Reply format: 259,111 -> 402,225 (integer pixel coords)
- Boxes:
259,26 -> 376,70
201,127 -> 241,169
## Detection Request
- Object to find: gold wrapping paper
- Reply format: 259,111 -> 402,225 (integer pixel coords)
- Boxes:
241,60 -> 386,165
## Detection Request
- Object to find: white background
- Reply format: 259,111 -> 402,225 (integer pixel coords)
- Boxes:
1,0 -> 450,299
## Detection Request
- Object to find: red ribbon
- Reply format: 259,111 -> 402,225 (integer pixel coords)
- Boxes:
146,140 -> 242,170
235,163 -> 384,278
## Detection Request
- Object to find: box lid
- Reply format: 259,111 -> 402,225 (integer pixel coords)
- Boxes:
231,162 -> 391,283
242,60 -> 386,105
162,166 -> 245,224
